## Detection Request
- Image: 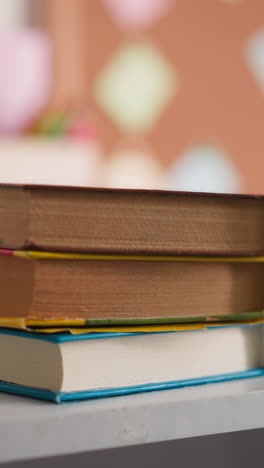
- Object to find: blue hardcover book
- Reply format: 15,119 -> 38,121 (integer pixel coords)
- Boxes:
0,326 -> 263,403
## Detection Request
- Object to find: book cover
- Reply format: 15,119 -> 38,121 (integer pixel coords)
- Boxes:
1,369 -> 263,404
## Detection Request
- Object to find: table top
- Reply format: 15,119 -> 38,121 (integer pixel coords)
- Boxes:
1,376 -> 264,463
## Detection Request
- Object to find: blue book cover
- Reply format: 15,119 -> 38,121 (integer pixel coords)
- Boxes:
0,369 -> 263,404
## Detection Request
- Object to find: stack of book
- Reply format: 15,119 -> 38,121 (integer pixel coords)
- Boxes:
1,184 -> 264,403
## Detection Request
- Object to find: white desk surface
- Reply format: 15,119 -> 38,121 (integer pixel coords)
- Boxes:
1,376 -> 264,463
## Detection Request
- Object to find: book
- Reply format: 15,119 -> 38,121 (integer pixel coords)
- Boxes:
2,250 -> 264,321
0,325 -> 263,403
1,184 -> 264,255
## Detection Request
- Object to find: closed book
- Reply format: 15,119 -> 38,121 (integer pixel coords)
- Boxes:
0,326 -> 263,403
2,250 -> 264,321
1,184 -> 264,255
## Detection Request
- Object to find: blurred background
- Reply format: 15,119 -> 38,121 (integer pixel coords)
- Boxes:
0,0 -> 264,193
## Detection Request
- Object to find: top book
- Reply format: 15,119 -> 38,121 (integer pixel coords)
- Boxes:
1,184 -> 264,255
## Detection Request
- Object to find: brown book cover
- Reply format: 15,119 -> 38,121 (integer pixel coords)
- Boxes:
1,251 -> 264,321
1,183 -> 264,255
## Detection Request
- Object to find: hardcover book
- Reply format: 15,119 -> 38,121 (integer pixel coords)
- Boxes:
2,250 -> 264,321
1,184 -> 264,255
0,325 -> 263,403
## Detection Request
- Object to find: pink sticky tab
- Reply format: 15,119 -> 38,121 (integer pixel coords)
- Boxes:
0,249 -> 14,256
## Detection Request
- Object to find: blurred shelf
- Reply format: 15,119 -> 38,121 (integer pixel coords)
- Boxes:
1,376 -> 264,463
0,138 -> 100,187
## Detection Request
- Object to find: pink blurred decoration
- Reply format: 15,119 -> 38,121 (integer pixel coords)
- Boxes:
0,29 -> 51,135
103,0 -> 172,29
68,116 -> 98,142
